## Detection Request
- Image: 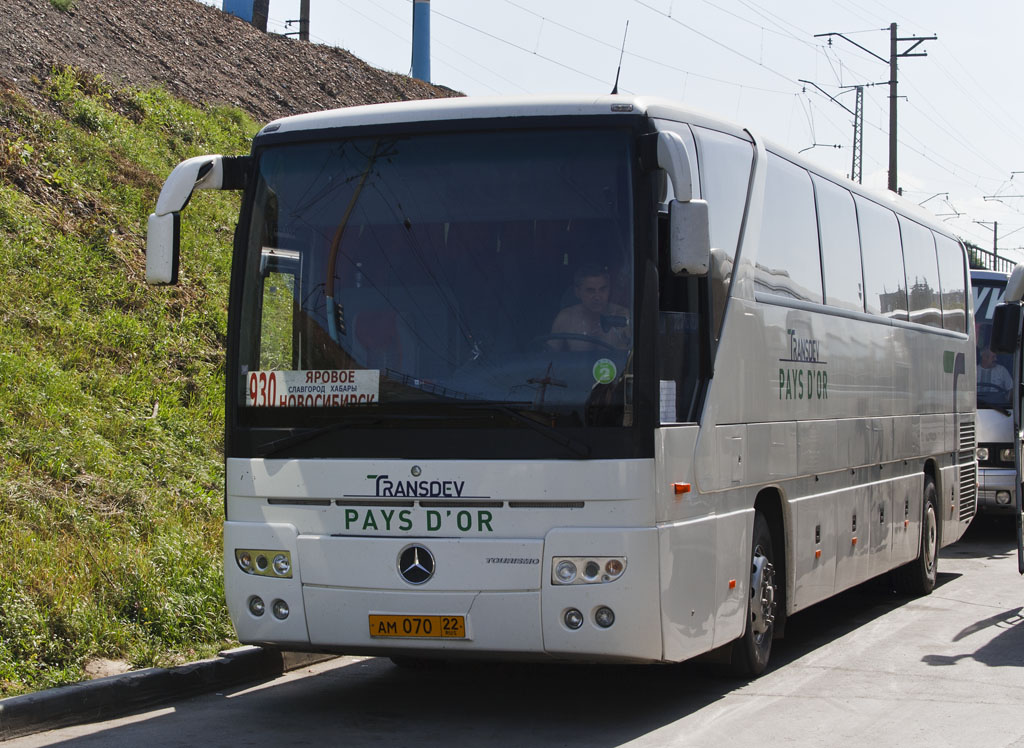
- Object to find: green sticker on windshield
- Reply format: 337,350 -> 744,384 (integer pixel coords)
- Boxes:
593,359 -> 617,384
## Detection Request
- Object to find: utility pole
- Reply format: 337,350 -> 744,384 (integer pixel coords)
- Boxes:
851,85 -> 863,184
975,220 -> 1000,268
283,1 -> 311,41
798,79 -> 864,183
815,24 -> 936,193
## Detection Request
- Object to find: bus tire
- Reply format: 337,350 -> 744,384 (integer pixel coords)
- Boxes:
893,475 -> 938,596
730,511 -> 777,677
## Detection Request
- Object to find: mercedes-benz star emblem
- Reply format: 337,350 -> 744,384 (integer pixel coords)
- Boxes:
398,545 -> 435,585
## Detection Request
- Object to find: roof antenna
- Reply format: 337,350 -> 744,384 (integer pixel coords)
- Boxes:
610,20 -> 629,95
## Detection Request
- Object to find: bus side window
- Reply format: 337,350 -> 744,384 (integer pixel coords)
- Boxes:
935,234 -> 968,333
899,216 -> 943,329
691,126 -> 754,338
754,154 -> 822,303
812,175 -> 864,313
855,196 -> 907,320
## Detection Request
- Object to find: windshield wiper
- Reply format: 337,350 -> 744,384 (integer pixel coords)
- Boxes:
458,403 -> 592,458
255,418 -> 380,458
255,412 -> 444,458
255,406 -> 592,459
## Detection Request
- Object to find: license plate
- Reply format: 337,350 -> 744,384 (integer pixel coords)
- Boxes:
369,614 -> 466,639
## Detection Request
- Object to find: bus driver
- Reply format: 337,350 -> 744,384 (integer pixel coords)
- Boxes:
548,264 -> 630,351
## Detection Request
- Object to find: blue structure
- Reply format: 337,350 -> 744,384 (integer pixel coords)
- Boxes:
223,0 -> 253,23
223,0 -> 268,31
411,0 -> 431,83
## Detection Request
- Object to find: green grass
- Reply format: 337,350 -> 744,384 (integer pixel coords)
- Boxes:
0,67 -> 259,694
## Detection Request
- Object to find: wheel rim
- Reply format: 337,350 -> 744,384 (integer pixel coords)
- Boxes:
924,503 -> 937,577
750,546 -> 776,641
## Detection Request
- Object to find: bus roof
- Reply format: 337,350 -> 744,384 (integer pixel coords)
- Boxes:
255,93 -> 960,243
971,269 -> 1009,282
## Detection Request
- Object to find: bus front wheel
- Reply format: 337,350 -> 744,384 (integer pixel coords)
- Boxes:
730,511 -> 777,677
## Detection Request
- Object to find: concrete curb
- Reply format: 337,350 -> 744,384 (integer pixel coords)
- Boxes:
0,647 -> 335,742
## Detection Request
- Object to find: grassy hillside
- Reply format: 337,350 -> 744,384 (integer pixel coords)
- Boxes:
0,66 -> 257,695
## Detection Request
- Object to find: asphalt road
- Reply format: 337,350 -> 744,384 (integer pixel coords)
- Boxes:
9,515 -> 1024,748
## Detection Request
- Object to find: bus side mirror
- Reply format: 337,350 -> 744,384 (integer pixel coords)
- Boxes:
668,198 -> 710,276
657,130 -> 710,276
991,302 -> 1022,355
145,154 -> 250,285
146,212 -> 181,284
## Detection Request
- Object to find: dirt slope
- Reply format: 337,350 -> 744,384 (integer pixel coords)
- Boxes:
0,0 -> 456,123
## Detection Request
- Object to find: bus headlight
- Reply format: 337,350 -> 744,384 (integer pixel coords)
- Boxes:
236,549 -> 293,578
273,554 -> 291,576
594,606 -> 616,628
564,608 -> 584,630
248,596 -> 266,617
272,599 -> 290,620
1000,448 -> 1014,463
555,560 -> 577,584
977,447 -> 989,461
551,557 -> 626,585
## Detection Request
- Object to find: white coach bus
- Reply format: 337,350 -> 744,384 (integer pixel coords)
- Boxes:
147,95 -> 976,675
971,269 -> 1018,515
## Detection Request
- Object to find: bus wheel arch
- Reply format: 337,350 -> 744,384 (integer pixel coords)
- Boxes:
730,489 -> 787,677
893,468 -> 939,596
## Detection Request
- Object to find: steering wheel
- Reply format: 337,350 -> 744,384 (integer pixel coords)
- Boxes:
977,382 -> 1009,397
534,333 -> 618,351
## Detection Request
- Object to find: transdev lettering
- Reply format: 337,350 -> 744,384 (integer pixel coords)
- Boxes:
374,474 -> 466,498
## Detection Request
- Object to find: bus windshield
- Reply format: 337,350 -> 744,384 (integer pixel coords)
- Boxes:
973,277 -> 1013,410
236,128 -> 637,432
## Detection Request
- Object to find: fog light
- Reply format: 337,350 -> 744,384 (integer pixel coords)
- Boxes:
564,608 -> 584,630
273,554 -> 291,576
583,561 -> 601,579
1001,448 -> 1015,463
272,599 -> 290,620
996,491 -> 1012,506
237,551 -> 252,573
555,560 -> 577,584
977,447 -> 989,461
594,606 -> 615,628
248,596 -> 265,617
255,555 -> 269,572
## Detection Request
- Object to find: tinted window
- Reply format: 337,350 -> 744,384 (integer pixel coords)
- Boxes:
936,234 -> 967,333
855,196 -> 907,318
813,175 -> 863,312
237,129 -> 636,431
693,126 -> 753,337
899,216 -> 942,328
754,154 -> 822,303
693,127 -> 752,266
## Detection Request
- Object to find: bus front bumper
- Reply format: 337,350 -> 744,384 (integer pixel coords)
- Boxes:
224,521 -> 663,663
978,467 -> 1018,514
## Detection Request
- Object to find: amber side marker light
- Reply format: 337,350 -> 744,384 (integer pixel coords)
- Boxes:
673,483 -> 691,495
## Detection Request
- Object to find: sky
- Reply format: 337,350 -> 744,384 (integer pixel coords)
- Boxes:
198,0 -> 1024,262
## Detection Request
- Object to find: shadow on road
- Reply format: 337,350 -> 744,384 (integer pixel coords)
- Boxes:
943,513 -> 1017,560
33,577 -> 941,748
